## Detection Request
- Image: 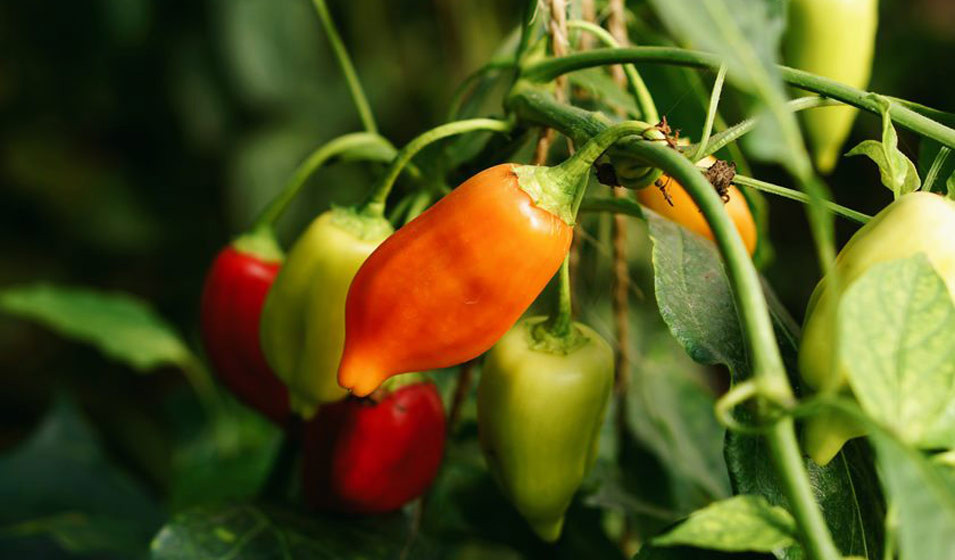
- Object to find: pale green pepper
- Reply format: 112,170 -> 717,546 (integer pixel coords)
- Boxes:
784,0 -> 879,173
259,207 -> 392,418
477,317 -> 613,542
800,192 -> 955,464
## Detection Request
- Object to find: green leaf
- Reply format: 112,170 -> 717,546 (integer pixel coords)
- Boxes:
0,284 -> 194,372
0,398 -> 162,557
646,0 -> 798,165
653,495 -> 798,553
947,173 -> 955,200
846,98 -> 921,197
645,211 -> 749,377
168,395 -> 283,510
150,504 -> 417,560
838,254 -> 955,448
870,431 -> 955,560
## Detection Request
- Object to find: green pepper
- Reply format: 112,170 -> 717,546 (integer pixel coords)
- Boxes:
800,192 -> 955,464
477,317 -> 613,542
259,207 -> 392,418
783,0 -> 879,173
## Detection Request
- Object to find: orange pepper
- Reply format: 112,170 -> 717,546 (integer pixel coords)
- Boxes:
637,157 -> 757,255
338,164 -> 573,396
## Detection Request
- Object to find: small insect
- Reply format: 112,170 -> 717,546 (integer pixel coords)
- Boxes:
705,159 -> 737,203
654,175 -> 674,207
652,116 -> 682,150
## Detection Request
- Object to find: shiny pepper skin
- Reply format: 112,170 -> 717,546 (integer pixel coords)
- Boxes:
478,318 -> 613,542
338,164 -> 574,397
260,209 -> 393,418
302,380 -> 446,514
800,192 -> 955,465
784,0 -> 879,173
637,156 -> 757,255
200,244 -> 288,424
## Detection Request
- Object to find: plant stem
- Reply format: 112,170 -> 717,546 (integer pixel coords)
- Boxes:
565,20 -> 658,123
620,141 -> 840,560
251,133 -> 396,231
522,47 -> 955,150
360,118 -> 514,218
310,0 -> 377,133
733,175 -> 871,224
692,97 -> 839,160
924,146 -> 951,193
693,64 -> 727,162
522,88 -> 839,555
544,256 -> 574,338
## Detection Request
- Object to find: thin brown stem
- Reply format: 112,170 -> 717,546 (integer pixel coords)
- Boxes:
608,3 -> 636,555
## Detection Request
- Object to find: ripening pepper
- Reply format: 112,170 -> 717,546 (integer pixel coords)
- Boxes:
783,0 -> 879,173
338,163 -> 575,397
200,233 -> 289,424
477,317 -> 613,542
260,207 -> 393,418
637,156 -> 757,255
800,192 -> 955,465
302,376 -> 446,514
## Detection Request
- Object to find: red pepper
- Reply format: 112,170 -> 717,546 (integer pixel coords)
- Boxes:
338,164 -> 574,397
301,380 -> 445,514
200,242 -> 289,424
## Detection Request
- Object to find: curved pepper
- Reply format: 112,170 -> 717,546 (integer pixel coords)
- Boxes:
477,317 -> 613,541
338,163 -> 574,397
637,156 -> 757,255
301,377 -> 446,514
800,192 -> 955,464
200,238 -> 288,424
260,208 -> 393,417
783,0 -> 879,173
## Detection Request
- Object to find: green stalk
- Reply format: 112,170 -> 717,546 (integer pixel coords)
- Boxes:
693,64 -> 727,162
522,47 -> 955,150
511,89 -> 841,560
565,20 -> 659,123
693,97 -> 839,159
250,132 -> 396,231
732,175 -> 870,224
521,119 -> 653,224
360,118 -> 514,218
924,146 -> 951,193
310,0 -> 377,133
544,256 -> 574,338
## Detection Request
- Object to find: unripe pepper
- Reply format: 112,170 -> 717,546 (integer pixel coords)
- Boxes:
301,377 -> 446,514
477,317 -> 613,541
200,232 -> 288,424
783,0 -> 879,173
637,156 -> 757,255
260,208 -> 393,418
800,192 -> 955,465
338,164 -> 575,396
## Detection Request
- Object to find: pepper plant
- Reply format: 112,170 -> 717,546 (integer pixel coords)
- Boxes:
2,1 -> 955,559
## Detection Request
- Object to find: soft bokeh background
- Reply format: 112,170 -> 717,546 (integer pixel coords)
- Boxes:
1,0 -> 953,557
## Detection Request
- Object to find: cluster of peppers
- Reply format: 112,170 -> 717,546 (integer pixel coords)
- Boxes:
195,0 -> 888,538
198,123 -> 652,538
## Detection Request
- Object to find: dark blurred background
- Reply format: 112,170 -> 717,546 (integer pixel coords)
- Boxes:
1,0 -> 953,504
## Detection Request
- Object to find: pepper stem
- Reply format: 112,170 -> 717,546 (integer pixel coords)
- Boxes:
250,132 -> 396,232
526,120 -> 655,224
544,256 -> 574,337
359,118 -> 515,218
